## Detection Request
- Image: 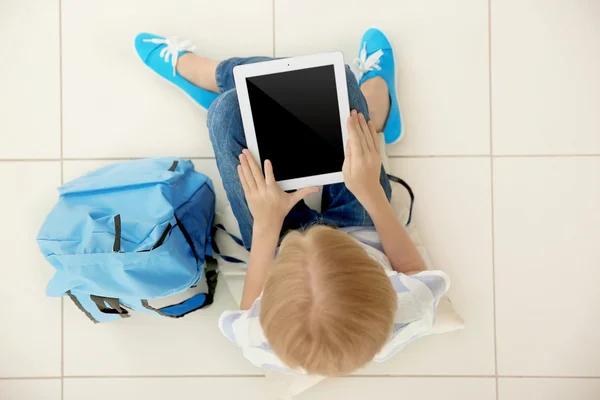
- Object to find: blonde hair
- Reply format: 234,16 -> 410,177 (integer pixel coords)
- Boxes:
259,225 -> 397,376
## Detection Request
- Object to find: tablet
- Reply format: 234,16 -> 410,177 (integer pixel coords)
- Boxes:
233,53 -> 350,191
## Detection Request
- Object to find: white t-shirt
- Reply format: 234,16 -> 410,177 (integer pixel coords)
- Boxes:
218,227 -> 450,375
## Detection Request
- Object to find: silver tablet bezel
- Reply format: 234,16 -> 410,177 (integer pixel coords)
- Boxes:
233,53 -> 350,191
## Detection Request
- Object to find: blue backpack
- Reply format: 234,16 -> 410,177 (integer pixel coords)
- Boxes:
37,158 -> 217,323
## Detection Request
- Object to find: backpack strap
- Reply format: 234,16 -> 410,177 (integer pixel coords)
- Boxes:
113,214 -> 122,252
90,295 -> 130,317
387,174 -> 414,226
66,291 -> 99,323
66,290 -> 125,323
211,224 -> 246,264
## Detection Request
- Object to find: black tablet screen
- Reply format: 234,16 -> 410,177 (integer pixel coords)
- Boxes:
246,65 -> 345,182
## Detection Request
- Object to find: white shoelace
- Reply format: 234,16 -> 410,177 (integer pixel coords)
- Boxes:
143,36 -> 196,76
352,43 -> 384,81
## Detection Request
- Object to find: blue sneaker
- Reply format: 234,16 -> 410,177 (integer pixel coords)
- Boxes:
134,33 -> 219,110
353,28 -> 403,144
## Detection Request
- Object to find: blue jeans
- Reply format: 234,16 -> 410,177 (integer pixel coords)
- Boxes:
207,57 -> 392,249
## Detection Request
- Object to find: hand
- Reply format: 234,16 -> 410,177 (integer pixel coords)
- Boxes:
238,149 -> 318,230
342,110 -> 384,206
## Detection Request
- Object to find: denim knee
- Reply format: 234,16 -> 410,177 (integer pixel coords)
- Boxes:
207,89 -> 242,146
344,65 -> 370,119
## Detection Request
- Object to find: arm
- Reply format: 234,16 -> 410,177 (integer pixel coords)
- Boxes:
240,223 -> 279,310
362,188 -> 426,274
237,149 -> 318,310
343,111 -> 426,274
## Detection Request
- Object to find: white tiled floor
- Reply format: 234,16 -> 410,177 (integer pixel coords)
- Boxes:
1,0 -> 599,399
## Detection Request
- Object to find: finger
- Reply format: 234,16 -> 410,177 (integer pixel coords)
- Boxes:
347,112 -> 364,155
358,113 -> 375,151
243,149 -> 265,188
239,153 -> 257,191
291,186 -> 320,204
353,111 -> 368,151
342,139 -> 351,175
237,165 -> 250,194
368,120 -> 381,154
264,159 -> 276,184
345,138 -> 352,160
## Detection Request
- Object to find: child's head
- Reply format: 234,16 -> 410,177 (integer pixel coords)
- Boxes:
259,225 -> 397,376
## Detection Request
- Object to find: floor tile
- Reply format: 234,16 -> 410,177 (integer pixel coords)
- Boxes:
492,0 -> 600,155
0,163 -> 62,377
63,298 -> 260,376
64,377 -> 495,400
499,378 -> 600,400
61,0 -> 272,159
298,377 -> 495,400
275,0 -> 490,156
65,378 -> 265,400
0,0 -> 60,159
0,379 -> 61,400
494,157 -> 600,375
62,160 -> 259,376
355,158 -> 495,375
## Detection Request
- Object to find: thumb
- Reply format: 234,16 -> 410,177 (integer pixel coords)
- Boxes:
291,186 -> 319,204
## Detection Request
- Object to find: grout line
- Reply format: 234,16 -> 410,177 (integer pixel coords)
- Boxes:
3,375 -> 600,381
2,154 -> 600,163
493,153 -> 600,158
0,158 -> 61,162
348,375 -> 495,379
495,376 -> 600,380
0,156 -> 218,163
388,154 -> 490,159
63,375 -> 265,379
58,0 -> 64,399
488,1 -> 499,400
386,154 -> 600,159
0,377 -> 62,381
489,0 -> 494,159
61,156 -> 217,161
